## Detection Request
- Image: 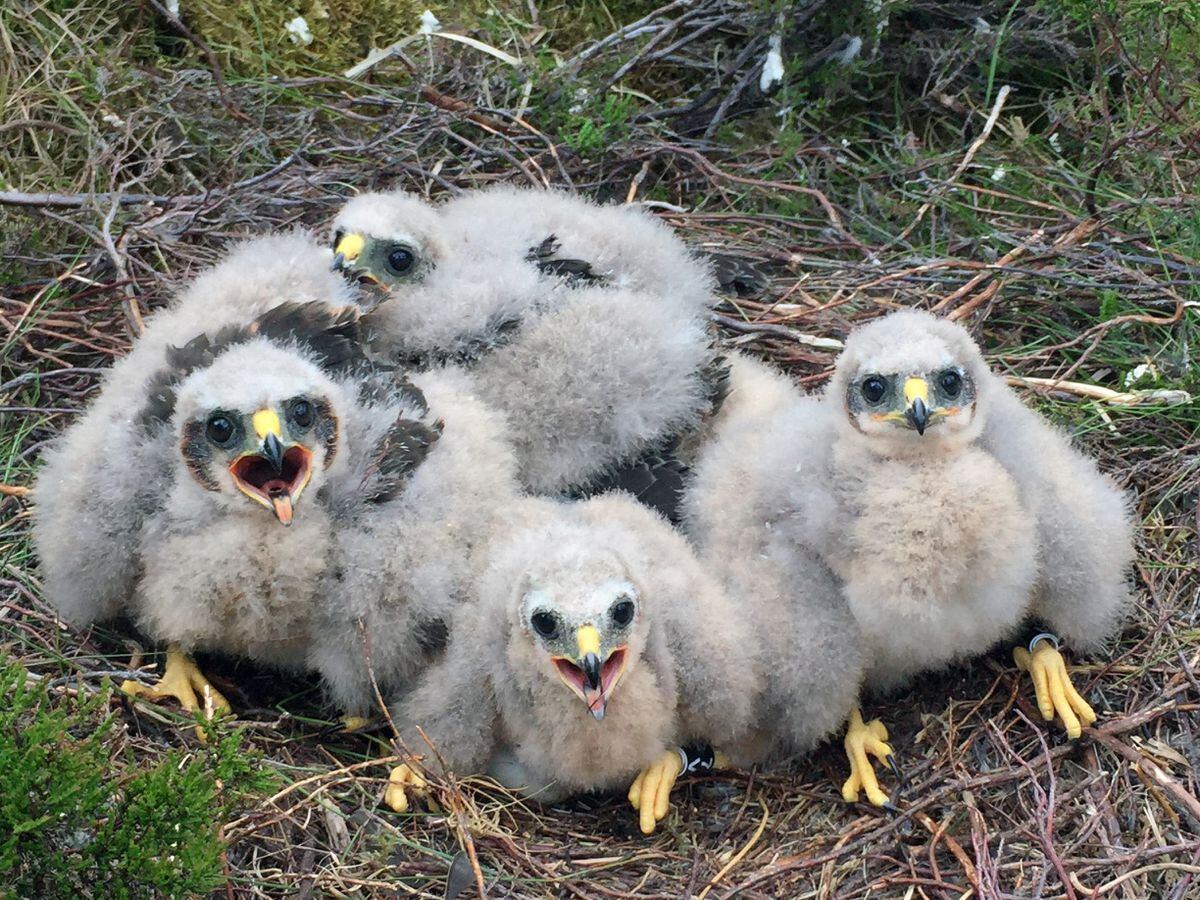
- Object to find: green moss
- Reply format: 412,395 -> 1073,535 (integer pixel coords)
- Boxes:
174,0 -> 426,75
0,659 -> 272,899
562,90 -> 636,154
162,0 -> 674,76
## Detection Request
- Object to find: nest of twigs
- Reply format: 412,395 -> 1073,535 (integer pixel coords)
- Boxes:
2,1 -> 1198,896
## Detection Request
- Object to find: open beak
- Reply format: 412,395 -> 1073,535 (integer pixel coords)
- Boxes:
229,408 -> 314,525
904,377 -> 930,435
551,625 -> 628,721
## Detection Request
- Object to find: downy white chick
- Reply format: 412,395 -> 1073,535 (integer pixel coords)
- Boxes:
685,312 -> 1133,808
105,302 -> 411,713
383,493 -> 760,835
127,335 -> 359,687
33,232 -> 357,629
119,306 -> 519,723
328,188 -> 724,519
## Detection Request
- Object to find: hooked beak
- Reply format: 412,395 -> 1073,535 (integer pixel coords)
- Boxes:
551,624 -> 628,721
229,408 -> 314,525
580,652 -> 602,690
904,377 -> 930,435
261,432 -> 285,473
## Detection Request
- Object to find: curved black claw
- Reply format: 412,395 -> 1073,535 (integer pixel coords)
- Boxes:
886,753 -> 905,788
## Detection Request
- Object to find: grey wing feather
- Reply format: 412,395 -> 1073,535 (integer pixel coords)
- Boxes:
363,414 -> 444,504
570,440 -> 689,523
981,382 -> 1134,651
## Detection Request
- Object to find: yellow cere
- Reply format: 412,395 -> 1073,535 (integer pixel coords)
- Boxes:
576,624 -> 601,658
903,376 -> 929,406
334,232 -> 365,263
252,408 -> 282,440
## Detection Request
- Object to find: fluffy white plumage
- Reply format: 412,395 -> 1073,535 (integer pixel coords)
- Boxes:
683,353 -> 865,765
34,235 -> 525,726
388,493 -> 759,804
33,232 -> 357,627
329,187 -> 722,504
129,339 -> 357,671
686,310 -> 1133,710
309,366 -> 522,715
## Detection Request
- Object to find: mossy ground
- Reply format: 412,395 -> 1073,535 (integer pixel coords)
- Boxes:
1,0 -> 1198,895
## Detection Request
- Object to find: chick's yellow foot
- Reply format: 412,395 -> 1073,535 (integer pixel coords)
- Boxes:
1014,637 -> 1096,739
340,715 -> 371,733
628,749 -> 684,835
120,647 -> 230,716
385,763 -> 428,813
841,708 -> 896,807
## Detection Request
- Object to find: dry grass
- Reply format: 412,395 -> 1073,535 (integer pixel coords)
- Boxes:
2,1 -> 1198,897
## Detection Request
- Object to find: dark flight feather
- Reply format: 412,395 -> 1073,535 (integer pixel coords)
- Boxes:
362,414 -> 445,504
706,252 -> 769,298
525,234 -> 606,286
699,353 -> 732,419
569,439 -> 690,524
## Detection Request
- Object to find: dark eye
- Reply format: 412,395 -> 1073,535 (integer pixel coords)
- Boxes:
531,611 -> 558,638
939,370 -> 963,398
611,599 -> 635,627
386,246 -> 416,275
331,229 -> 344,252
205,414 -> 236,446
861,375 -> 887,404
289,398 -> 313,428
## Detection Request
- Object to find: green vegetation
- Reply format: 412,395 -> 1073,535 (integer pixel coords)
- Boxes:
0,661 -> 271,899
562,90 -> 636,155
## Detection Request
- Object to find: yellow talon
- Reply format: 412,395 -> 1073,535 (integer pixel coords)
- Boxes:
1014,640 -> 1097,739
120,646 -> 230,740
385,762 -> 428,813
340,715 -> 371,733
841,707 -> 894,807
628,749 -> 685,835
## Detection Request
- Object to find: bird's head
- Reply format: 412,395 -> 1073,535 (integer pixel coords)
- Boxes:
329,192 -> 446,289
832,310 -> 989,456
172,342 -> 344,524
513,547 -> 645,722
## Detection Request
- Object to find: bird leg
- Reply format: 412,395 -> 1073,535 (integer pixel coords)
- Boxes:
627,744 -> 730,835
1013,633 -> 1096,739
385,762 -> 429,813
841,707 -> 897,807
120,646 -> 230,739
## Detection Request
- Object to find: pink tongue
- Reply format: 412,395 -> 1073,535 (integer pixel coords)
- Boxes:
269,489 -> 294,525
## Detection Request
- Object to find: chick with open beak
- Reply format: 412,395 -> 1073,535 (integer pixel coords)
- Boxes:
530,589 -> 635,722
182,392 -> 336,527
230,406 -> 314,525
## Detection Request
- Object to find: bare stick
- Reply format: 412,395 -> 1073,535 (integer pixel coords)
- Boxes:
894,85 -> 1013,246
